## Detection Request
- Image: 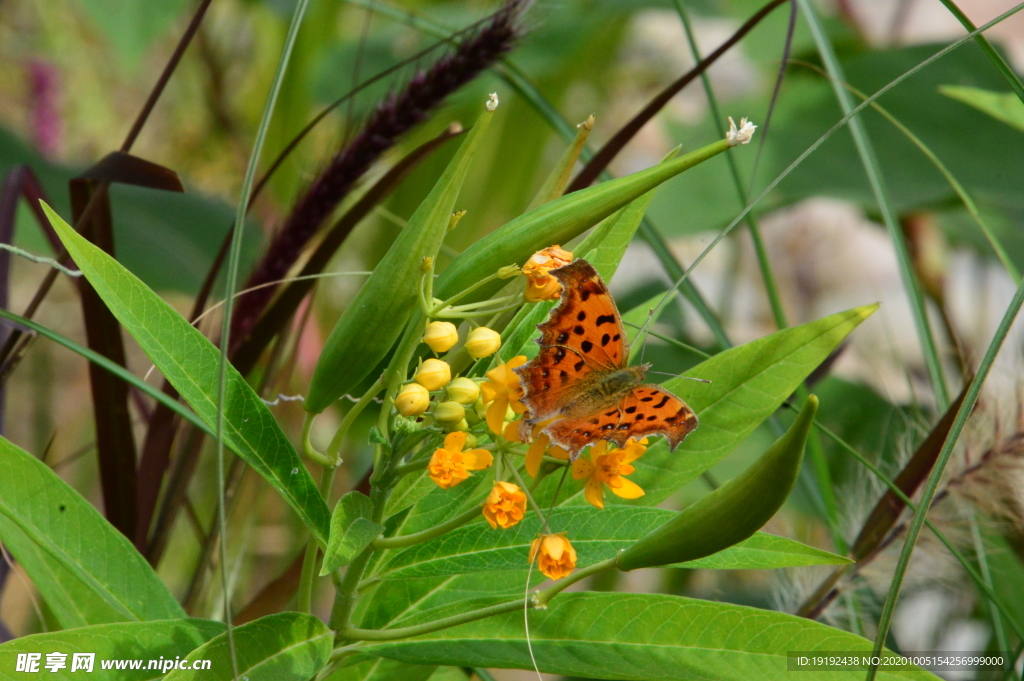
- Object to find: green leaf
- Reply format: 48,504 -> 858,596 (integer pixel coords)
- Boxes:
323,657 -> 437,681
676,530 -> 850,569
0,435 -> 184,626
163,613 -> 332,681
41,202 -> 331,546
939,85 -> 1024,132
494,163 -> 667,365
373,507 -> 847,580
434,138 -> 733,303
0,619 -> 223,681
559,305 -> 877,507
321,492 -> 385,574
363,592 -> 941,681
305,109 -> 495,412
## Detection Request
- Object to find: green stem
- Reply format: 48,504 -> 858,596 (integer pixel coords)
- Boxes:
443,293 -> 521,312
433,271 -> 503,311
335,556 -> 618,644
807,420 -> 1024,642
393,457 -> 430,476
297,465 -> 335,612
968,512 -> 1008,653
301,412 -> 335,468
370,504 -> 481,550
325,377 -> 385,462
673,0 -> 788,331
329,544 -> 374,633
935,0 -> 1024,106
505,452 -> 550,533
865,273 -> 1024,680
437,302 -> 525,319
798,0 -> 949,411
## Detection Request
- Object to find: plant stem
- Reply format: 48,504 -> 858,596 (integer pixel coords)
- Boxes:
798,0 -> 950,411
297,465 -> 335,612
865,274 -> 1024,680
301,412 -> 335,468
371,504 -> 481,550
335,557 -> 618,643
325,377 -> 385,462
505,452 -> 550,533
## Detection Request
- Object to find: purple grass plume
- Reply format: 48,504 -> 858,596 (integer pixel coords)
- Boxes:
230,0 -> 527,352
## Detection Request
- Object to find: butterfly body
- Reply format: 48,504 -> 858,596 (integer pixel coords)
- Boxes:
515,259 -> 698,460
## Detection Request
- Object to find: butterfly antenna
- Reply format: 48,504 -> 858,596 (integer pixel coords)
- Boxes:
636,308 -> 656,365
646,370 -> 711,384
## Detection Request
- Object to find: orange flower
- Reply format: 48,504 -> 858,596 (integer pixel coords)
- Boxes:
482,481 -> 527,529
522,246 -> 573,302
480,355 -> 527,435
428,431 -> 493,489
571,438 -> 648,509
529,533 -> 577,580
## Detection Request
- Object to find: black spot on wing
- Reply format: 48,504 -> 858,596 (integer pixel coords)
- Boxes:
573,360 -> 585,372
624,406 -> 636,414
554,347 -> 566,363
601,333 -> 610,346
557,331 -> 569,343
581,340 -> 593,353
596,314 -> 615,326
577,311 -> 587,321
574,326 -> 585,335
653,396 -> 670,409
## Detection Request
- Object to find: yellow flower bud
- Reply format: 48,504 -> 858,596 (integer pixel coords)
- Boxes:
395,383 -> 430,416
423,321 -> 459,353
465,327 -> 501,359
449,419 -> 470,432
433,401 -> 466,428
463,432 -> 478,448
473,399 -> 488,420
414,359 -> 451,391
446,377 -> 480,404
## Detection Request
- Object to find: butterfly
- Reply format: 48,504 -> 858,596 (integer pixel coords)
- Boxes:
514,258 -> 698,460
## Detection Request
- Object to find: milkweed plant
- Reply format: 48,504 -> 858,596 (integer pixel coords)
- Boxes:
7,0 -> 1021,677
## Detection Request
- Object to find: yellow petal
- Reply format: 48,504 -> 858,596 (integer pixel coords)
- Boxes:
526,435 -> 548,478
584,478 -> 605,509
528,537 -> 541,563
486,397 -> 508,435
549,445 -> 570,461
542,534 -> 564,561
609,476 -> 645,500
462,448 -> 494,471
507,355 -> 528,371
571,458 -> 594,481
443,431 -> 467,452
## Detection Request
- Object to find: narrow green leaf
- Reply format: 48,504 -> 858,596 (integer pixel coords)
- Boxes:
363,592 -> 941,681
321,492 -> 385,574
0,619 -> 223,681
0,435 -> 184,626
41,202 -> 331,546
305,108 -> 495,412
434,138 -> 733,302
374,507 -> 847,580
939,84 -> 1024,132
560,305 -> 876,506
163,612 -> 332,681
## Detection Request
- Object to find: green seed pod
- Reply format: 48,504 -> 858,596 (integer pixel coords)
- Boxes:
303,106 -> 495,414
616,395 -> 818,572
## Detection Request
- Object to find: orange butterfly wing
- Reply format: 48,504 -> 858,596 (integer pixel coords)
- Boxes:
516,258 -> 698,459
545,385 -> 698,454
514,259 -> 628,423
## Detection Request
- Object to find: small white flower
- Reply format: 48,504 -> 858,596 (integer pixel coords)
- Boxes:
726,116 -> 757,146
486,92 -> 500,111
